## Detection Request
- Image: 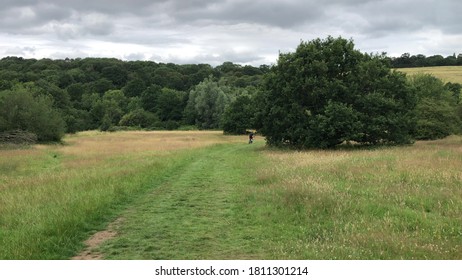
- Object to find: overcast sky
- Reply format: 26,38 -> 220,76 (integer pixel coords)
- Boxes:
0,0 -> 460,66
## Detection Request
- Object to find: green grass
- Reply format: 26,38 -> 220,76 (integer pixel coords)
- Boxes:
396,66 -> 462,84
0,148 -> 185,259
100,143 -> 268,259
1,131 -> 461,259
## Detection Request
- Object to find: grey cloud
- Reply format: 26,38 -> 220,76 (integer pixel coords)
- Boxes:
0,3 -> 72,31
4,46 -> 36,56
432,1 -> 462,34
2,0 -> 459,37
333,0 -> 461,37
0,0 -> 461,64
124,52 -> 146,61
168,0 -> 324,28
151,49 -> 265,66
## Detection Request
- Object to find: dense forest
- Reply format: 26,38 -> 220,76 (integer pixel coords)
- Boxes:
1,37 -> 461,147
0,57 -> 268,141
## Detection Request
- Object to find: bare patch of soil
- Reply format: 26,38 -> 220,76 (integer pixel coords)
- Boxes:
72,217 -> 124,260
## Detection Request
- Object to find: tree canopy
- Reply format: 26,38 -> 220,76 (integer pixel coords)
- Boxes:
0,57 -> 266,141
258,36 -> 417,148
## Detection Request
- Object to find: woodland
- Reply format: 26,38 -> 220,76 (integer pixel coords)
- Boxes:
1,37 -> 461,148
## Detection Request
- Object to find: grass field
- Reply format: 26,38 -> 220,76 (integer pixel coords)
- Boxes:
1,131 -> 461,259
397,65 -> 462,84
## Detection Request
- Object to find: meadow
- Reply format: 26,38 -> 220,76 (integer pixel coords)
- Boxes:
0,131 -> 461,259
397,65 -> 462,84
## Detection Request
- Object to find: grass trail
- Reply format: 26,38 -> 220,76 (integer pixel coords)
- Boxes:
98,137 -> 462,260
0,131 -> 246,259
100,143 -> 267,259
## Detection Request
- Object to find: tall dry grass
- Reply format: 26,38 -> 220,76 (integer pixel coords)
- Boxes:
247,136 -> 462,259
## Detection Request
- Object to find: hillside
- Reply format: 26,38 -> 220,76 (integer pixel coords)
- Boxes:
396,66 -> 462,84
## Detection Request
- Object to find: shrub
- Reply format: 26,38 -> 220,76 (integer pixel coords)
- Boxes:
410,74 -> 461,140
118,109 -> 160,129
0,90 -> 65,142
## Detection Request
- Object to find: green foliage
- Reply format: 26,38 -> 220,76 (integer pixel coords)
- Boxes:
62,107 -> 91,133
259,36 -> 416,148
156,88 -> 187,122
119,109 -> 160,129
123,78 -> 147,98
66,83 -> 86,103
140,85 -> 162,113
391,52 -> 462,68
410,74 -> 461,139
81,92 -> 105,129
0,57 -> 265,134
101,65 -> 128,87
222,94 -> 254,134
100,90 -> 128,130
0,89 -> 65,141
14,53 -> 459,141
184,76 -> 232,129
308,101 -> 363,148
444,82 -> 461,103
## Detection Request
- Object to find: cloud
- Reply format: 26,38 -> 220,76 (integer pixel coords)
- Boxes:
3,46 -> 37,57
167,0 -> 324,28
0,0 -> 460,65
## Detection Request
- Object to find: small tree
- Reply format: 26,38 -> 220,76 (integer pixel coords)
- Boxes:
100,90 -> 127,130
184,76 -> 231,129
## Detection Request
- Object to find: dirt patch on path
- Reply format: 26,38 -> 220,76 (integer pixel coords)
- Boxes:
72,217 -> 124,260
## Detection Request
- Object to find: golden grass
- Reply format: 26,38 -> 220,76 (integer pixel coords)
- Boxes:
0,130 -> 245,189
63,130 -> 242,155
396,66 -> 462,84
251,136 -> 462,259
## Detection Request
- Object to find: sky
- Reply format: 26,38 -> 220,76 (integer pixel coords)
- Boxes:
0,0 -> 461,66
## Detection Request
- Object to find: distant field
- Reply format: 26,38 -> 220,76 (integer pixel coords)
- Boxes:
396,66 -> 462,84
1,131 -> 461,259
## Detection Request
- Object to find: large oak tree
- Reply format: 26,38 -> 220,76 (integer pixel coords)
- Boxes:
259,36 -> 416,148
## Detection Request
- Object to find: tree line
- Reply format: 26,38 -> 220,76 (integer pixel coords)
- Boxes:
390,53 -> 462,68
1,37 -> 461,148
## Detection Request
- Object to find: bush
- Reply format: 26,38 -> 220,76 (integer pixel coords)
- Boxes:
0,90 -> 65,142
410,74 -> 461,140
118,109 -> 160,129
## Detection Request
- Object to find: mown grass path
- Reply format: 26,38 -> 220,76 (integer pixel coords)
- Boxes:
84,136 -> 462,260
98,143 -> 267,259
